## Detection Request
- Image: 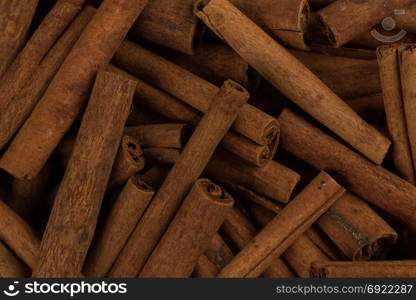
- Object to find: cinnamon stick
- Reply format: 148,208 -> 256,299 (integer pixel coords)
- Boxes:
113,41 -> 279,147
201,233 -> 234,274
0,0 -> 38,77
109,80 -> 249,277
228,0 -> 310,50
377,44 -> 415,183
311,261 -> 416,278
124,124 -> 191,149
108,65 -> 275,167
140,179 -> 234,278
0,241 -> 29,278
194,255 -> 219,278
142,148 -> 181,164
0,0 -> 84,112
84,176 -> 154,277
195,0 -> 390,164
108,136 -> 145,189
310,44 -> 377,60
317,192 -> 397,261
0,0 -> 149,180
222,207 -> 295,278
279,108 -> 416,231
316,0 -> 414,47
218,172 -> 345,278
0,6 -> 96,152
33,71 -> 136,277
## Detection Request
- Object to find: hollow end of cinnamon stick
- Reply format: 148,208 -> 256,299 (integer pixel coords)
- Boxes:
316,13 -> 338,47
355,234 -> 397,261
199,179 -> 233,206
121,136 -> 145,170
131,175 -> 154,193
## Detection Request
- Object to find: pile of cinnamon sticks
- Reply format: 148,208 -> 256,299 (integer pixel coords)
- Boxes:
0,0 -> 415,279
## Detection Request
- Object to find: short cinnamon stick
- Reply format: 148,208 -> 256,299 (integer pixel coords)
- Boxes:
33,71 -> 136,277
84,176 -> 154,278
218,172 -> 345,278
311,261 -> 416,278
109,80 -> 249,277
0,0 -> 38,77
0,0 -> 84,111
279,108 -> 416,231
0,0 -> 149,180
113,41 -> 279,146
195,0 -> 390,164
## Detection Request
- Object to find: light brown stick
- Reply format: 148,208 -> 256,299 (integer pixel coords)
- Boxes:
109,80 -> 249,277
33,71 -> 136,277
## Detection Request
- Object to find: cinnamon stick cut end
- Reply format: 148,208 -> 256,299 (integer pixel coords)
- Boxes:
121,136 -> 145,170
315,13 -> 339,47
198,179 -> 234,207
130,175 -> 154,193
221,80 -> 250,103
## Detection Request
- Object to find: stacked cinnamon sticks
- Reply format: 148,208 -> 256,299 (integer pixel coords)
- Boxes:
0,0 -> 415,279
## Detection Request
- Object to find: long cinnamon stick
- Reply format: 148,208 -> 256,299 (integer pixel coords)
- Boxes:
0,0 -> 149,180
0,0 -> 38,77
316,0 -> 414,47
195,0 -> 390,164
218,172 -> 345,278
109,65 -> 275,167
0,0 -> 84,112
311,261 -> 416,278
279,108 -> 416,231
377,45 -> 415,183
33,71 -> 136,277
109,80 -> 249,277
124,124 -> 191,149
140,179 -> 233,278
222,207 -> 295,278
84,176 -> 154,277
113,41 -> 279,147
0,6 -> 96,151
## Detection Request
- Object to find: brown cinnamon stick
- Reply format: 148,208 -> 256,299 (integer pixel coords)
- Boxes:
33,71 -> 136,277
84,176 -> 154,277
279,108 -> 416,231
109,80 -> 249,277
0,0 -> 38,77
142,148 -> 181,164
0,6 -> 96,151
310,44 -> 377,60
218,172 -> 345,278
222,207 -> 295,278
140,179 -> 234,278
0,0 -> 149,180
0,0 -> 84,112
377,45 -> 415,183
108,65 -> 275,167
311,261 -> 416,278
204,234 -> 235,273
124,124 -> 191,149
195,0 -> 390,164
108,136 -> 145,189
316,0 -> 414,47
113,41 -> 279,147
194,255 -> 220,278
0,241 -> 29,277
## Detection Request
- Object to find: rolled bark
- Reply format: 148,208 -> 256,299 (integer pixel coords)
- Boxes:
8,163 -> 53,222
113,41 -> 280,147
218,172 -> 345,278
399,44 -> 416,177
109,80 -> 249,277
0,241 -> 29,278
108,65 -> 276,167
0,0 -> 149,180
33,71 -> 136,277
142,148 -> 181,164
163,42 -> 259,89
0,6 -> 96,151
205,151 -> 300,204
84,176 -> 154,277
316,0 -> 414,47
0,0 -> 38,77
140,179 -> 233,278
377,45 -> 414,183
317,192 -> 397,261
311,261 -> 416,278
279,108 -> 416,231
195,0 -> 390,164
140,164 -> 171,189
222,207 -> 296,278
0,200 -> 40,270
108,136 -> 145,189
124,124 -> 191,149
0,0 -> 84,112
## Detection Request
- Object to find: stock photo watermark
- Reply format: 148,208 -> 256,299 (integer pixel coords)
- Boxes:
371,9 -> 408,43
